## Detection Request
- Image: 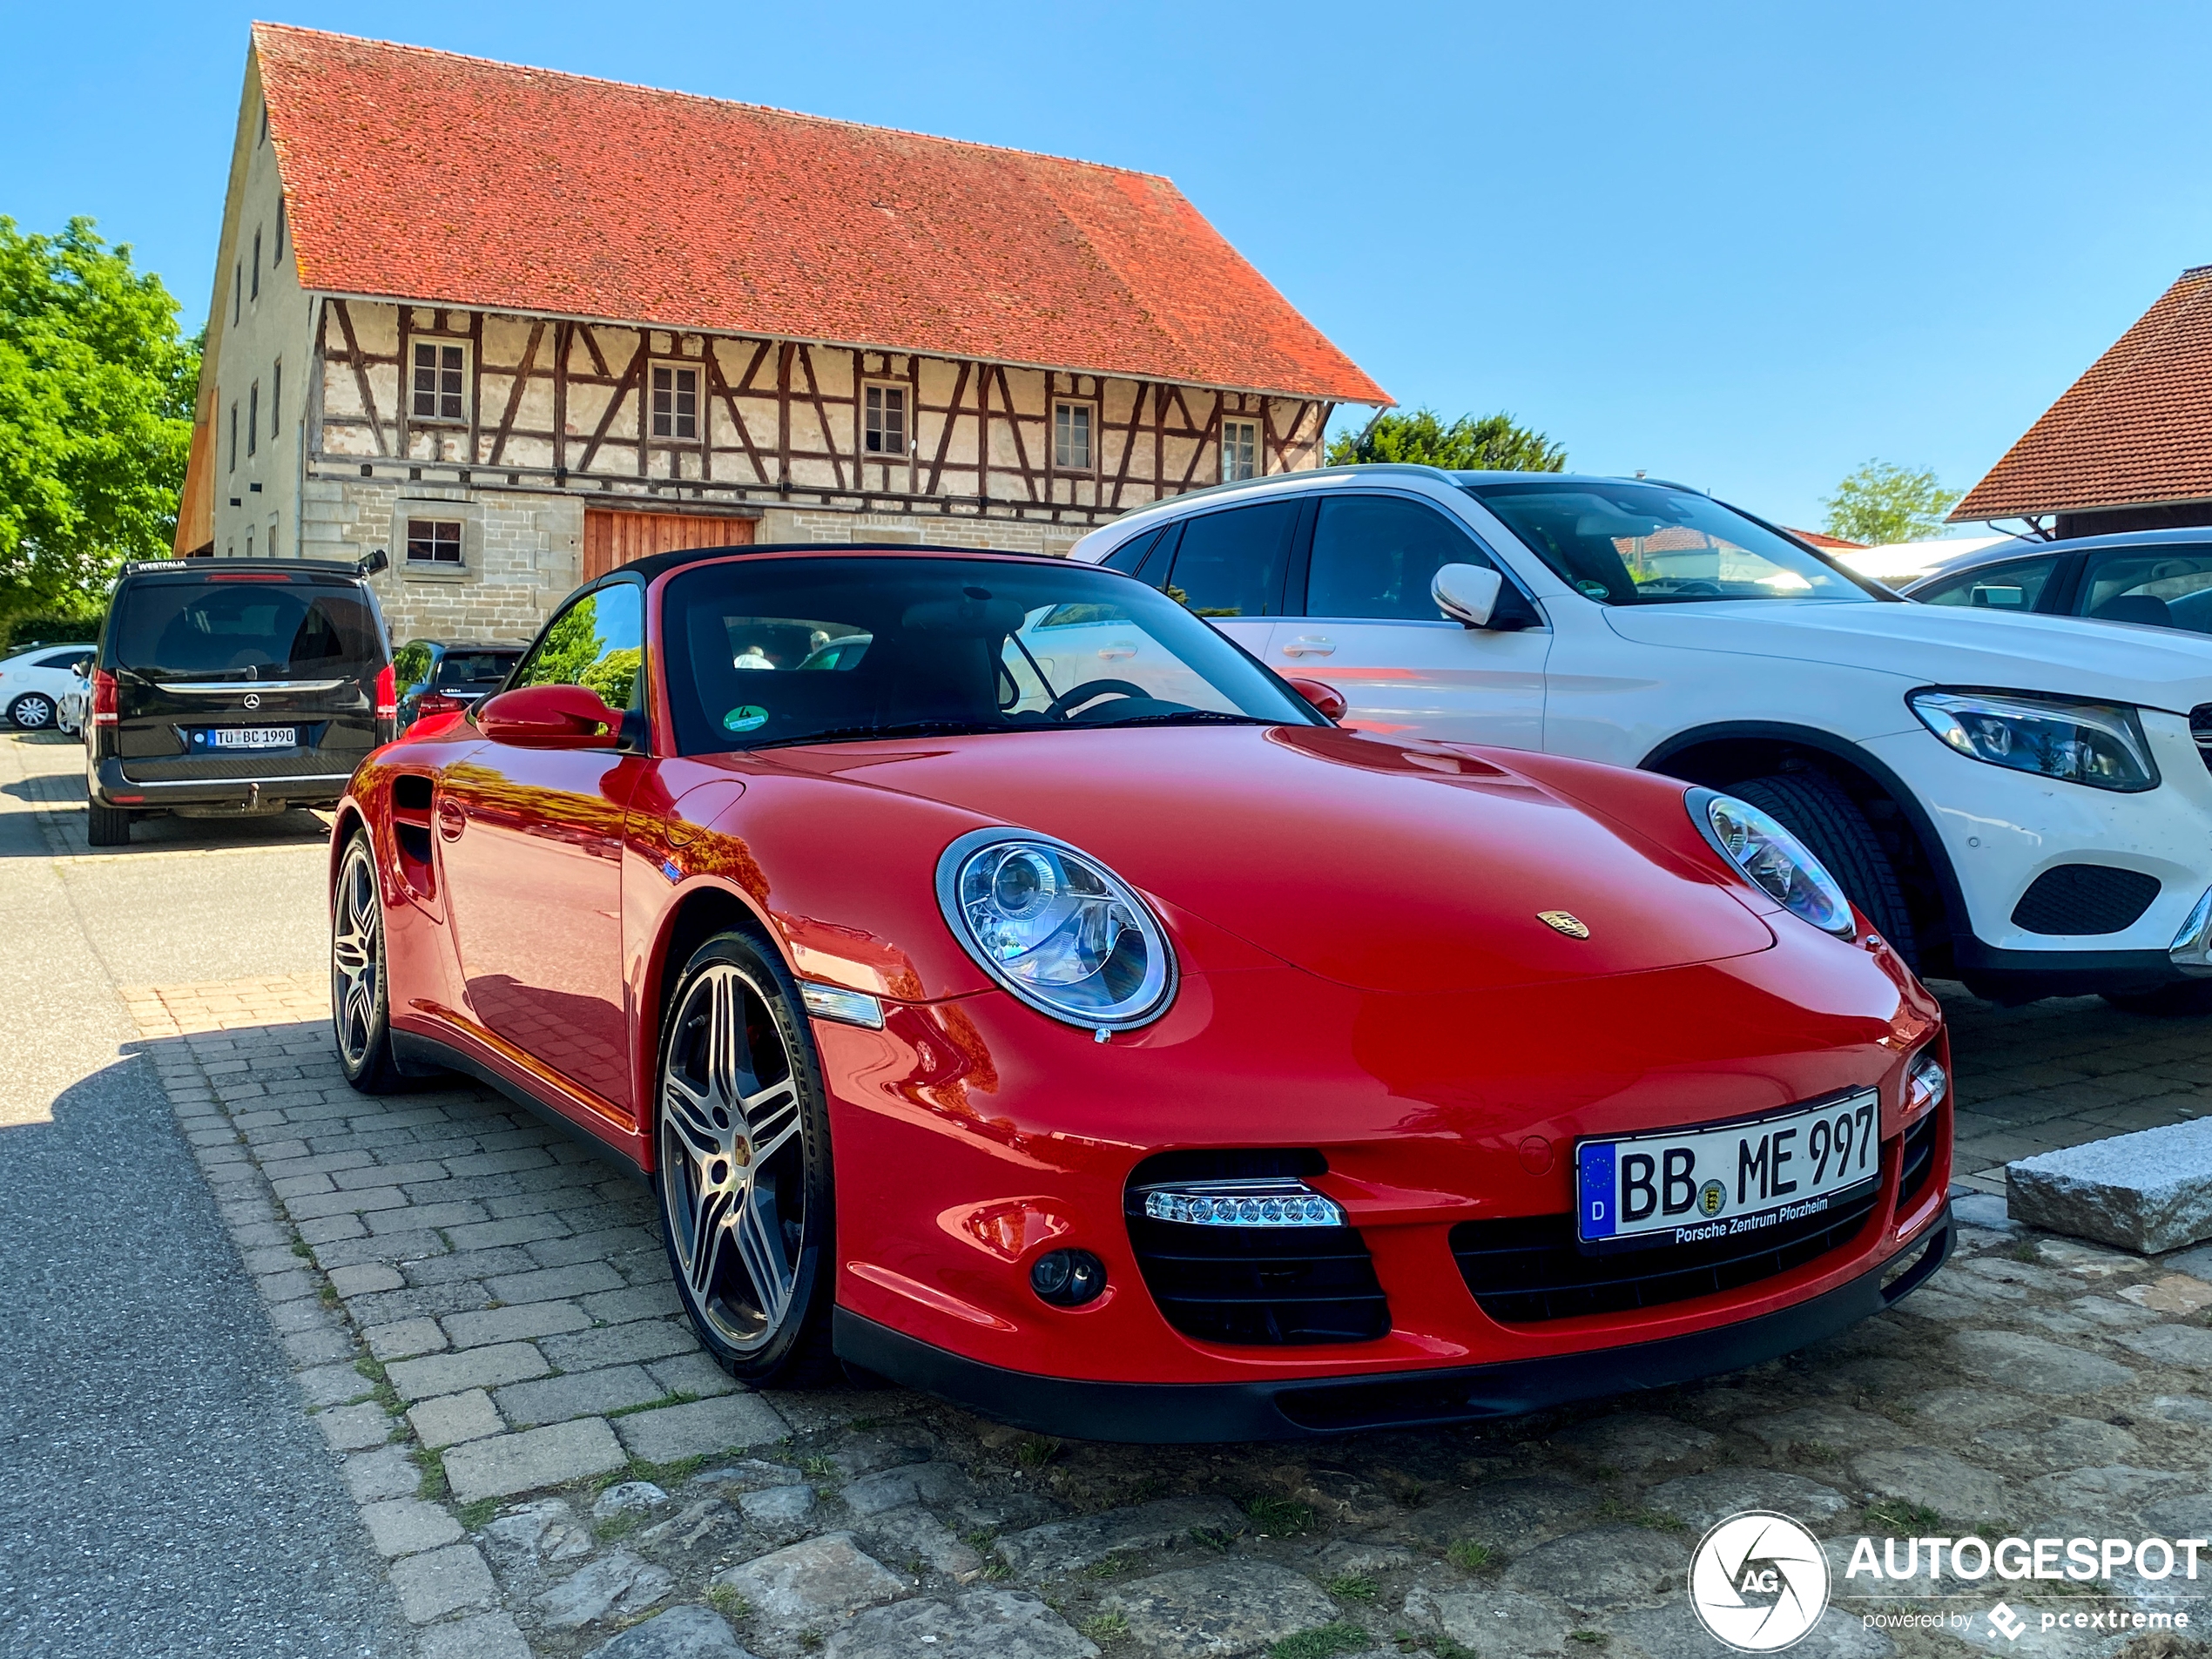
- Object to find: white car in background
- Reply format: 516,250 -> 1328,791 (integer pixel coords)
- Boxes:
54,658 -> 94,738
1072,466 -> 2212,1010
0,644 -> 94,732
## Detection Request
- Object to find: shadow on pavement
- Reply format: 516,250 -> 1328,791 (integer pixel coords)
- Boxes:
0,1049 -> 408,1655
2,733 -> 334,857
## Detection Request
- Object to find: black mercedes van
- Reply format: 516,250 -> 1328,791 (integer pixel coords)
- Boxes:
85,556 -> 394,846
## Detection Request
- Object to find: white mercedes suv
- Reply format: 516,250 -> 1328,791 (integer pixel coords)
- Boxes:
1070,465 -> 2212,1009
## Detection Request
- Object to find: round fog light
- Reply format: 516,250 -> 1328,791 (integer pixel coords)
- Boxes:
1030,1248 -> 1107,1307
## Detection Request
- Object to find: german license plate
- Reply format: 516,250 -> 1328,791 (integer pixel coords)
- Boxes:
1575,1089 -> 1879,1250
206,726 -> 296,749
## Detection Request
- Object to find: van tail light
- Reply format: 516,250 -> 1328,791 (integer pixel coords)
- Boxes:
415,692 -> 466,718
92,670 -> 118,726
374,663 -> 398,721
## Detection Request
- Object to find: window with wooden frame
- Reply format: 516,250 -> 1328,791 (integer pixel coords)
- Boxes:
411,341 -> 468,422
1054,401 -> 1095,472
863,384 -> 908,458
405,518 -> 464,566
248,383 -> 259,456
651,364 -> 700,440
1221,420 -> 1259,483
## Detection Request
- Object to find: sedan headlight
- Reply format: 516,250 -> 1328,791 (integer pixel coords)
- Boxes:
1907,689 -> 2158,792
1689,789 -> 1857,938
936,829 -> 1176,1029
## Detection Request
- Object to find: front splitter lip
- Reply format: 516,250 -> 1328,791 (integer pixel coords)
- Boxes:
833,1204 -> 1952,1444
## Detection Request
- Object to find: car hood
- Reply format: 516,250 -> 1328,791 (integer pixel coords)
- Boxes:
758,725 -> 1776,994
1602,600 -> 2212,713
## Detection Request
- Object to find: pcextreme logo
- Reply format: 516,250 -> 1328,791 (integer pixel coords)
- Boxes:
1690,1512 -> 1831,1652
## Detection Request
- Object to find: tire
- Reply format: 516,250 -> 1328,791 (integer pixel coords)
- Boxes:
8,692 -> 56,731
85,803 -> 132,846
332,830 -> 407,1093
1730,771 -> 1918,961
2101,981 -> 2212,1016
655,928 -> 838,1386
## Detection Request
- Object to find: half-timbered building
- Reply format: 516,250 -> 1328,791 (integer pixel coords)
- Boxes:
175,25 -> 1388,640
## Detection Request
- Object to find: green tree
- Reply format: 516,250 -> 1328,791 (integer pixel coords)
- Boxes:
0,217 -> 199,627
1822,460 -> 1959,546
1326,408 -> 1566,472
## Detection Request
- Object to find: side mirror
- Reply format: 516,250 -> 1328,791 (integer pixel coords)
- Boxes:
1433,563 -> 1503,628
476,683 -> 619,745
1285,677 -> 1347,722
73,658 -> 91,677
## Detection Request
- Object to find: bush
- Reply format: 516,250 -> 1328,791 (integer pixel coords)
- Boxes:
7,605 -> 104,651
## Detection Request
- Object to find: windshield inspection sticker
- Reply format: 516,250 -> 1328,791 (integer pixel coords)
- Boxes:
723,705 -> 768,733
1575,579 -> 1610,598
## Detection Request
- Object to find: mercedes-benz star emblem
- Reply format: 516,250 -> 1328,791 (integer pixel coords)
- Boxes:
1537,910 -> 1590,939
1689,1511 -> 1830,1652
242,692 -> 260,710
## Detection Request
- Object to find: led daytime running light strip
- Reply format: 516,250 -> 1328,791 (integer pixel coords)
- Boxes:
1138,1179 -> 1344,1228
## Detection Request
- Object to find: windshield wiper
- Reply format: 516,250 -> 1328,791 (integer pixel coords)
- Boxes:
751,719 -> 1014,750
1078,710 -> 1279,730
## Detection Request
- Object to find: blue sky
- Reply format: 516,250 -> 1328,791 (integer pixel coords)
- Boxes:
7,1 -> 2210,533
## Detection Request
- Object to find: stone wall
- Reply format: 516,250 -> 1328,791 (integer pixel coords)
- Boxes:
301,479 -> 583,644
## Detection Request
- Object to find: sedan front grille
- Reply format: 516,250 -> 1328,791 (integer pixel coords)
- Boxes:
1450,1175 -> 1884,1325
2011,864 -> 2160,935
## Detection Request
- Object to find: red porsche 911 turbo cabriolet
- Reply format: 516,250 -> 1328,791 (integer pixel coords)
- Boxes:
330,543 -> 1952,1441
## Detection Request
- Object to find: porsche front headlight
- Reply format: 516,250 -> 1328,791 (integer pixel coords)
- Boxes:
1690,789 -> 1858,938
1907,689 -> 2158,792
936,829 -> 1176,1029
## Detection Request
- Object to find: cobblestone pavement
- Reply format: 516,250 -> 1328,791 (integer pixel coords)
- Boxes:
128,966 -> 2212,1659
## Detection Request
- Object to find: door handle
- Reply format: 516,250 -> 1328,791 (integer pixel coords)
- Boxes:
1096,644 -> 1138,661
435,799 -> 466,841
1281,637 -> 1336,657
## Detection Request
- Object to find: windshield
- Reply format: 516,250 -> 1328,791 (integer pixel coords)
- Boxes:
111,580 -> 384,678
663,556 -> 1320,755
1462,480 -> 1880,605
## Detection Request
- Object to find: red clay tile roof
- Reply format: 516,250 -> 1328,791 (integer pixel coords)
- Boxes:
1953,265 -> 2212,521
253,24 -> 1388,406
1784,526 -> 1865,550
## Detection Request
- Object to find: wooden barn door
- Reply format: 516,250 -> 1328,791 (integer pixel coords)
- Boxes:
583,510 -> 755,581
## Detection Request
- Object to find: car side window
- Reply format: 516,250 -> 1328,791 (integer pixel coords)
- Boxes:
2078,548 -> 2212,632
1307,495 -> 1509,621
509,583 -> 645,711
1160,501 -> 1298,617
36,650 -> 90,670
1912,556 -> 2061,610
1100,526 -> 1163,575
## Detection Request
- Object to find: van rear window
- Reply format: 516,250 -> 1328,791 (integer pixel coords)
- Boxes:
112,582 -> 382,678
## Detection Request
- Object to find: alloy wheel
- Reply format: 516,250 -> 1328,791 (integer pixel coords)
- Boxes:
660,963 -> 807,1351
10,694 -> 54,730
331,840 -> 382,1070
